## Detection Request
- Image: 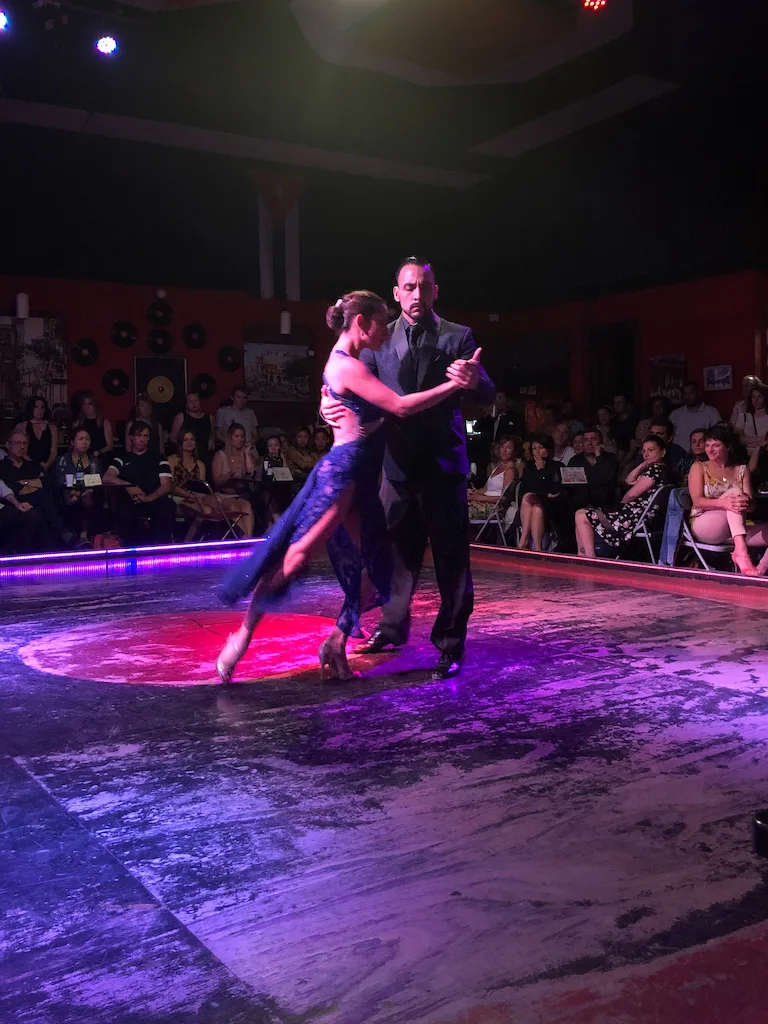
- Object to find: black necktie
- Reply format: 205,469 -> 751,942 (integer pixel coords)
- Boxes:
406,324 -> 424,376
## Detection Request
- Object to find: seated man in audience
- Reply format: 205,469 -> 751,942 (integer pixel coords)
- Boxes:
569,427 -> 620,511
0,478 -> 49,552
0,430 -> 77,549
103,421 -> 175,546
669,380 -> 721,446
626,418 -> 686,482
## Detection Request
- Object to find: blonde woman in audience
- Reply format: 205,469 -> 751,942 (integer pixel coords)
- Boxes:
730,375 -> 763,429
468,436 -> 519,521
73,392 -> 113,467
211,423 -> 256,537
688,425 -> 768,576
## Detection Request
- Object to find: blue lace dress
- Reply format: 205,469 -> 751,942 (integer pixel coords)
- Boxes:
219,351 -> 391,637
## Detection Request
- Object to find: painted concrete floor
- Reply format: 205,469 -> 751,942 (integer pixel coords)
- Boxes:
2,555 -> 768,1023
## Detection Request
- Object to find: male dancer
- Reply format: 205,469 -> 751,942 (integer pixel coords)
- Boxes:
325,257 -> 494,676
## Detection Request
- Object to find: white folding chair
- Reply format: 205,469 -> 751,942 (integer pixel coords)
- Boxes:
472,481 -> 519,548
614,485 -> 672,564
680,516 -> 734,571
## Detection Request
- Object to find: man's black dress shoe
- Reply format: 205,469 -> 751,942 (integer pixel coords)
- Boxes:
354,628 -> 402,654
434,650 -> 465,679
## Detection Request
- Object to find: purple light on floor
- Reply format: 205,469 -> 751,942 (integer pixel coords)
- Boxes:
0,537 -> 259,567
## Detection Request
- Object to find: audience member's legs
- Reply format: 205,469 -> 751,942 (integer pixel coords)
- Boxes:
519,492 -> 537,549
146,498 -> 176,544
574,508 -> 597,558
26,488 -> 74,548
219,495 -> 255,537
530,499 -> 546,551
0,505 -> 50,553
692,510 -> 757,574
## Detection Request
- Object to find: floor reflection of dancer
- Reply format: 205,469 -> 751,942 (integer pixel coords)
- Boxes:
215,290 -> 483,683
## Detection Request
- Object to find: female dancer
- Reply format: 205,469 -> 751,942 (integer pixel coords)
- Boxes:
216,289 -> 480,683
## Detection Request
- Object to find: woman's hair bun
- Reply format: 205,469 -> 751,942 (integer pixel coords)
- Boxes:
326,302 -> 346,331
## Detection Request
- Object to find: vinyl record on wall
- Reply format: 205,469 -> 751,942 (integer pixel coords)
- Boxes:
135,356 -> 187,428
71,338 -> 100,366
111,320 -> 137,348
183,323 -> 208,350
102,368 -> 130,397
147,328 -> 173,355
217,345 -> 241,372
147,300 -> 173,327
190,372 -> 216,399
146,376 -> 175,404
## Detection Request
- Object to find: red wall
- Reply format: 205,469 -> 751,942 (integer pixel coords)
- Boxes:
2,270 -> 764,429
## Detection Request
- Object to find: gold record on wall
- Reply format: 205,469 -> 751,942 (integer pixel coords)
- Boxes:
147,375 -> 175,404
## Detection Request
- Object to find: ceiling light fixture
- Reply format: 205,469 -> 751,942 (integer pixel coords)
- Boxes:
0,10 -> 8,30
96,34 -> 117,54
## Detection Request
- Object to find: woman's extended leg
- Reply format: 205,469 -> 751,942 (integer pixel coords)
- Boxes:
692,509 -> 758,575
530,501 -> 546,551
574,508 -> 597,558
217,484 -> 356,682
519,492 -> 538,549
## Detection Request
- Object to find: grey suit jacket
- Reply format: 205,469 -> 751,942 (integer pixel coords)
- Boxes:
361,313 -> 495,483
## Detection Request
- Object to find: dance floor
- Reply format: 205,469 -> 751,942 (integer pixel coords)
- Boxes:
3,552 -> 768,1023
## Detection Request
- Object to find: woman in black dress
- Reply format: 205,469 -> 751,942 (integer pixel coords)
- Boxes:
517,434 -> 568,551
73,392 -> 114,469
22,396 -> 58,474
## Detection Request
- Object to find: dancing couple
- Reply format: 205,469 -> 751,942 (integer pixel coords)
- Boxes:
217,257 -> 494,682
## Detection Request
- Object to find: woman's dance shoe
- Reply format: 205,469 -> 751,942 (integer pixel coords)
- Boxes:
216,632 -> 249,684
318,639 -> 357,682
732,554 -> 760,577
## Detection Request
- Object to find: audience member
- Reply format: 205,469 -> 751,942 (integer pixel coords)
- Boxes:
476,389 -> 518,449
560,399 -> 585,437
55,428 -> 102,542
215,386 -> 259,447
126,393 -> 164,453
22,396 -> 58,474
733,384 -> 768,455
0,430 -> 77,548
73,392 -> 114,468
612,393 -> 637,459
170,392 -> 215,457
262,435 -> 292,524
103,421 -> 175,546
167,430 -> 214,541
468,436 -> 518,522
595,406 -> 620,456
729,374 -> 763,428
569,428 -> 620,511
635,395 -> 673,446
552,422 -> 575,465
575,436 -> 669,557
571,431 -> 584,459
286,425 -> 318,487
0,478 -> 48,552
688,426 -> 768,575
627,418 -> 686,481
668,381 -> 720,446
517,434 -> 569,551
313,427 -> 332,457
211,423 -> 257,537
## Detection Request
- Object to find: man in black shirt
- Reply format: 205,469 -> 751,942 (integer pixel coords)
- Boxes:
0,430 -> 75,549
104,421 -> 174,545
568,427 -> 620,511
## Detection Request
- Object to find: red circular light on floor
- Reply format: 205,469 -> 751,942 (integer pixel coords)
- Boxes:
19,611 -> 339,686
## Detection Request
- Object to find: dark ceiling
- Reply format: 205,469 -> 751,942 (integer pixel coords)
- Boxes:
0,0 -> 765,308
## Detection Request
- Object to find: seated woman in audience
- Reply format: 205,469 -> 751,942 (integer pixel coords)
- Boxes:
552,422 -> 575,465
635,395 -> 673,445
734,384 -> 768,456
23,396 -> 59,476
168,429 -> 214,541
55,428 -> 102,542
126,393 -> 164,453
73,391 -> 113,469
518,434 -> 568,551
689,425 -> 768,575
286,425 -> 318,487
211,422 -> 256,537
730,375 -> 763,429
571,431 -> 584,460
468,436 -> 519,521
574,435 -> 669,558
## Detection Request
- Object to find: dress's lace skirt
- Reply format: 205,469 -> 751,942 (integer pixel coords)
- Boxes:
219,439 -> 391,636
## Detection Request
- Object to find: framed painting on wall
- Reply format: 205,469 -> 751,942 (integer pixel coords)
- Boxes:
243,340 -> 311,403
703,364 -> 733,392
0,315 -> 66,419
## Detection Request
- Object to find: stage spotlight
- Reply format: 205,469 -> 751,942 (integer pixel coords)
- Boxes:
96,35 -> 117,55
0,11 -> 9,31
583,0 -> 607,9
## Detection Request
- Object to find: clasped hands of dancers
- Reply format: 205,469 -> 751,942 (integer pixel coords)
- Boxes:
217,257 -> 494,684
